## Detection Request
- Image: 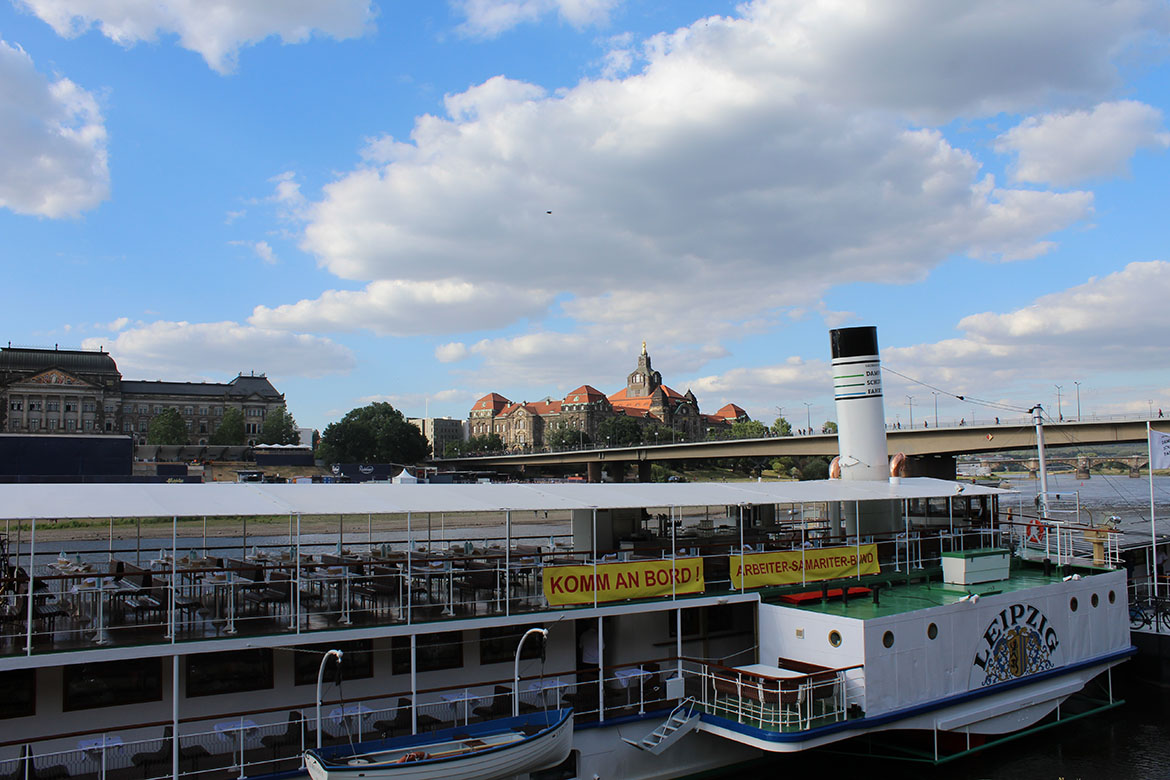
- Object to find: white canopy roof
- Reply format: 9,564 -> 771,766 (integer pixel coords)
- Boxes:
0,478 -> 1004,520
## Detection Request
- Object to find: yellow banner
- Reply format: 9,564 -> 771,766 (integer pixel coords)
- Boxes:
543,557 -> 705,606
730,545 -> 880,589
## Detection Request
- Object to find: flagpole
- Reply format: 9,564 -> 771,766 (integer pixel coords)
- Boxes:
1149,421 -> 1158,600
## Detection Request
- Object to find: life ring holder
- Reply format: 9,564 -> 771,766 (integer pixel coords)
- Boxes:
1026,518 -> 1047,544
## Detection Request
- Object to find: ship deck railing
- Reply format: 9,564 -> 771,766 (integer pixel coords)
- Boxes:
0,654 -> 698,780
997,512 -> 1124,569
678,657 -> 863,733
0,516 -> 1084,658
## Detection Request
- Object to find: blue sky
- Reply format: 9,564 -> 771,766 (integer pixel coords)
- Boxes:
3,0 -> 1170,433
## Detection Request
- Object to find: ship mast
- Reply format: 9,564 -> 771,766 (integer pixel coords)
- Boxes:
1031,404 -> 1049,518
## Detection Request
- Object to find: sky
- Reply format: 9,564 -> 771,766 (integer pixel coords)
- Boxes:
2,0 -> 1170,434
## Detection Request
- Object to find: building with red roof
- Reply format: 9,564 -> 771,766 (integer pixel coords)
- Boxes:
467,345 -> 749,449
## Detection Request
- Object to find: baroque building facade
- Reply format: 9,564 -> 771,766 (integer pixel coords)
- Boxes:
0,346 -> 286,446
469,344 -> 749,449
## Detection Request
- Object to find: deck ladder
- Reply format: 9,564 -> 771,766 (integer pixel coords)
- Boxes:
621,698 -> 701,755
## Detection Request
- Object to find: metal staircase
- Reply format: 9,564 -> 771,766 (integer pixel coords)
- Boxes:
622,698 -> 701,755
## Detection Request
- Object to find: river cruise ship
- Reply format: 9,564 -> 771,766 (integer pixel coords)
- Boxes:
0,476 -> 1132,780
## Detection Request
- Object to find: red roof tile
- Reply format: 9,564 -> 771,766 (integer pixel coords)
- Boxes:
473,392 -> 512,412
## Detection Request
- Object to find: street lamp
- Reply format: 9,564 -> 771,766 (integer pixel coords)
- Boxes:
906,395 -> 914,428
1073,381 -> 1081,420
803,402 -> 812,434
932,391 -> 939,428
1054,385 -> 1063,421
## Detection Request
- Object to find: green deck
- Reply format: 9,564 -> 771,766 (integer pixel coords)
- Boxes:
761,563 -> 1102,620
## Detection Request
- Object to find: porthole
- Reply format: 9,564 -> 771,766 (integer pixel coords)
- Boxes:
927,622 -> 938,640
828,630 -> 842,648
1109,590 -> 1117,604
1091,593 -> 1099,608
882,631 -> 895,648
1070,597 -> 1079,612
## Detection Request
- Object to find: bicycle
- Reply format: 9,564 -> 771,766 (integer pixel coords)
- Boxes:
1129,598 -> 1170,631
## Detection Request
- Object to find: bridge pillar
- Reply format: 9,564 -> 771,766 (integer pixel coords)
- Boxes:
587,462 -> 602,483
637,461 -> 652,483
904,454 -> 956,480
1076,457 -> 1091,480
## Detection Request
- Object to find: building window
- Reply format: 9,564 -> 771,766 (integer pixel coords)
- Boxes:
214,407 -> 222,416
105,421 -> 113,431
199,406 -> 209,415
82,401 -> 96,412
9,401 -> 21,411
47,401 -> 60,412
84,420 -> 94,430
199,422 -> 208,433
138,420 -> 147,432
391,632 -> 462,675
9,420 -> 20,430
185,420 -> 192,431
184,406 -> 193,415
122,421 -> 131,432
64,659 -> 162,711
64,402 -> 75,412
293,640 -> 374,686
28,401 -> 41,411
104,404 -> 115,413
48,419 -> 58,430
245,423 -> 257,434
66,419 -> 75,431
186,649 -> 274,698
138,405 -> 148,414
153,405 -> 162,414
0,669 -> 35,719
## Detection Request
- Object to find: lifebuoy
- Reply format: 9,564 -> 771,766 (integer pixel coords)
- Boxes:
1026,519 -> 1046,544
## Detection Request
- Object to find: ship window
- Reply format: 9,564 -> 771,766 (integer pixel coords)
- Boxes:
480,625 -> 544,665
391,632 -> 463,675
1070,597 -> 1079,612
64,659 -> 162,711
0,669 -> 35,719
186,649 -> 273,698
293,640 -> 373,686
1091,593 -> 1099,608
828,630 -> 842,648
927,622 -> 938,640
668,604 -> 752,640
882,631 -> 894,648
1109,590 -> 1116,604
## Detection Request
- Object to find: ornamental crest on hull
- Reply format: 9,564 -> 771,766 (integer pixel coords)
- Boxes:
971,603 -> 1060,687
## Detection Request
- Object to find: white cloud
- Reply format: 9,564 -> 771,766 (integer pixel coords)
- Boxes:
18,0 -> 375,74
357,388 -> 472,412
81,320 -> 356,378
435,342 -> 470,363
230,240 -> 277,264
996,100 -> 1170,186
250,279 -> 552,336
292,0 -> 1158,343
454,0 -> 621,37
0,39 -> 108,218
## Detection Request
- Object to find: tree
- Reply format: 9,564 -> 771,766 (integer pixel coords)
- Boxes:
771,416 -> 792,436
822,421 -> 838,434
147,408 -> 188,445
546,426 -> 590,450
643,423 -> 673,445
595,415 -> 643,447
444,434 -> 504,457
317,402 -> 429,464
210,408 -> 245,445
259,407 -> 300,445
798,457 -> 830,480
729,420 -> 768,439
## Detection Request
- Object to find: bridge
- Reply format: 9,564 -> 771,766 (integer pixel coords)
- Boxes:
437,418 -> 1170,482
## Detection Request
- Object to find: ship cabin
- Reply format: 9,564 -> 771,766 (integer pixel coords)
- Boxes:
0,479 -> 1130,778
